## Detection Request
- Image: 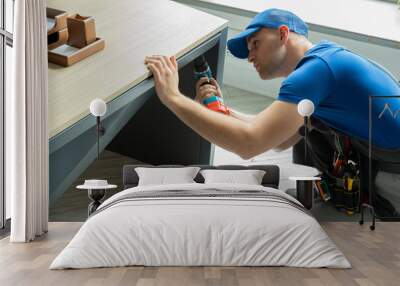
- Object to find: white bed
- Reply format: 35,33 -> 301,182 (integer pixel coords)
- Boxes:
50,182 -> 351,269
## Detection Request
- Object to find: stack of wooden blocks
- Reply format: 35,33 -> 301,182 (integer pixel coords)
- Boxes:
47,7 -> 105,67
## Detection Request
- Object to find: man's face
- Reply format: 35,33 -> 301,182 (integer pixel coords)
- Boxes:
247,28 -> 287,80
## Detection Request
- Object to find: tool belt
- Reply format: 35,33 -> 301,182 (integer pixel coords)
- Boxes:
298,117 -> 400,216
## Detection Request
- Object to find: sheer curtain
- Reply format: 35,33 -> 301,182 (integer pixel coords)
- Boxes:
7,0 -> 48,242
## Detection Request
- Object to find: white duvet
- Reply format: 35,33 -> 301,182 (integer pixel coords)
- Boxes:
50,183 -> 351,269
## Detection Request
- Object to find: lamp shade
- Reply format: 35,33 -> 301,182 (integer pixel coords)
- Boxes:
297,99 -> 315,117
90,99 -> 107,117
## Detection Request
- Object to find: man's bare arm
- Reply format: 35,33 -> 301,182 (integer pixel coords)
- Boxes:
229,108 -> 255,122
167,96 -> 303,159
273,120 -> 315,151
273,132 -> 302,152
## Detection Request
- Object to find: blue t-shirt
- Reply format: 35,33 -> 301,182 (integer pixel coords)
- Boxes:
277,40 -> 400,149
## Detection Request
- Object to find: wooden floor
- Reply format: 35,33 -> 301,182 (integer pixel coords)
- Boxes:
0,222 -> 399,286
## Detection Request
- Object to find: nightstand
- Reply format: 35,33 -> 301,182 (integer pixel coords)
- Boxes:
77,180 -> 117,216
289,176 -> 321,210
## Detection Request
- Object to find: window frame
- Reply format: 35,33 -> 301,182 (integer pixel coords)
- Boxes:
1,0 -> 13,231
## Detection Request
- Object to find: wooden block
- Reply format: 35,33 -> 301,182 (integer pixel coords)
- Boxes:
47,7 -> 68,35
67,14 -> 97,48
48,28 -> 68,50
48,37 -> 105,67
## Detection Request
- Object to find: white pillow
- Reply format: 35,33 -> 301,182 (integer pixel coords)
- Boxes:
200,169 -> 266,185
135,167 -> 201,186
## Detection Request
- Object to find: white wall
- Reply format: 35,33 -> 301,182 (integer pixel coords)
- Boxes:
189,5 -> 400,99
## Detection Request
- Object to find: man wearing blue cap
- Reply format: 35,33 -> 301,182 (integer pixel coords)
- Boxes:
145,8 -> 400,160
145,8 -> 400,217
145,9 -> 400,217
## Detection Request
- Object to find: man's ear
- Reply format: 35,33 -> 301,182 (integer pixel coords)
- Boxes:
278,25 -> 289,43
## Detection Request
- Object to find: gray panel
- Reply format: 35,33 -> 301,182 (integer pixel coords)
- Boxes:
49,91 -> 152,205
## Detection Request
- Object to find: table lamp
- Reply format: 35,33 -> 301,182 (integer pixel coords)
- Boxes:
294,99 -> 316,210
90,98 -> 107,159
297,99 -> 315,163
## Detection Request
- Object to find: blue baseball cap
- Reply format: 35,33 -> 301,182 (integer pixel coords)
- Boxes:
227,8 -> 309,59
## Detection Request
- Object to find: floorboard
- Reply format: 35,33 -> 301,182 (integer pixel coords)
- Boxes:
0,222 -> 398,286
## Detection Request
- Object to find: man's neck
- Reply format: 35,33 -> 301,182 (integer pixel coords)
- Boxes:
281,39 -> 314,78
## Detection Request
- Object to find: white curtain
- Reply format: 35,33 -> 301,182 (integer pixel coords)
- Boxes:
7,0 -> 48,242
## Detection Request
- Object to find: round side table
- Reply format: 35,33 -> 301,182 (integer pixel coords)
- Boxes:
77,183 -> 117,216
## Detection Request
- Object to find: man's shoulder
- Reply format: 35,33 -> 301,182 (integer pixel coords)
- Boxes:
285,41 -> 350,84
295,40 -> 352,72
284,54 -> 334,86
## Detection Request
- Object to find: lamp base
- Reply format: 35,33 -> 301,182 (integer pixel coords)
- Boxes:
88,188 -> 106,216
296,180 -> 313,210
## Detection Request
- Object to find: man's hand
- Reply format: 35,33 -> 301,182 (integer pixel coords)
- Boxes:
194,77 -> 223,104
144,55 -> 182,106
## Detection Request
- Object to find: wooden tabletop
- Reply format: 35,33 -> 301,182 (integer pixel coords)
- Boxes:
47,0 -> 228,138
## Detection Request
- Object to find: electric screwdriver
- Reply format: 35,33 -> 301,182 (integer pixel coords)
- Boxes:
193,55 -> 230,115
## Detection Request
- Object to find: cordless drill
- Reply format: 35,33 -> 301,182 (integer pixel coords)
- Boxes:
193,55 -> 230,115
